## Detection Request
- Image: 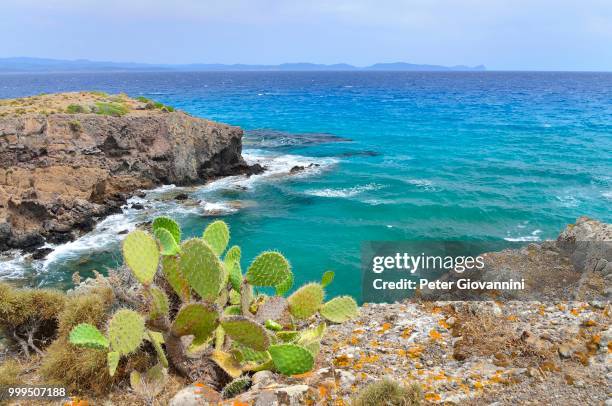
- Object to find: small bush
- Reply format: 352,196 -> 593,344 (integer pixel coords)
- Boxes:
0,283 -> 66,356
353,378 -> 423,406
93,102 -> 129,117
66,104 -> 87,114
0,360 -> 22,387
89,91 -> 108,97
136,96 -> 151,103
68,120 -> 82,132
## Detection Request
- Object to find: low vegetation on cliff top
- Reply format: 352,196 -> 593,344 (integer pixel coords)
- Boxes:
0,217 -> 360,402
0,91 -> 175,117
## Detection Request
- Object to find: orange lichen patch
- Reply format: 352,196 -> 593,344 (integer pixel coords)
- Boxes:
424,392 -> 441,402
334,354 -> 352,368
65,399 -> 89,406
432,372 -> 446,381
429,329 -> 443,341
377,322 -> 392,333
318,385 -> 329,399
557,303 -> 566,311
349,336 -> 360,345
537,305 -> 546,316
232,402 -> 250,406
369,340 -> 380,348
292,371 -> 314,379
570,308 -> 580,316
431,306 -> 442,314
581,319 -> 597,327
407,345 -> 424,358
506,315 -> 518,322
438,319 -> 450,329
400,327 -> 413,339
352,328 -> 365,334
473,381 -> 484,389
397,349 -> 407,356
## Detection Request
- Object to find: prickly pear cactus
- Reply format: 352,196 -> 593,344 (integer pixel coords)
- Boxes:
68,323 -> 109,349
275,271 -> 293,296
122,230 -> 159,285
268,343 -> 315,375
154,228 -> 180,256
245,251 -> 292,288
203,220 -> 230,256
108,309 -> 145,355
320,296 -> 359,323
152,216 -> 181,244
147,330 -> 169,368
179,239 -> 222,301
171,303 -> 219,345
148,286 -> 169,320
287,283 -> 324,319
221,376 -> 252,399
321,270 -> 335,288
297,323 -> 326,357
220,316 -> 270,351
211,350 -> 243,378
107,351 -> 120,376
161,256 -> 190,301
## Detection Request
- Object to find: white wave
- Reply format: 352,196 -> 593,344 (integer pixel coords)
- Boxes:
305,183 -> 383,198
603,191 -> 612,200
406,179 -> 436,191
504,235 -> 541,242
555,194 -> 579,208
201,201 -> 238,215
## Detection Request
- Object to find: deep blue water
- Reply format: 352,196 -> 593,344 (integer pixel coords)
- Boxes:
1,71 -> 611,300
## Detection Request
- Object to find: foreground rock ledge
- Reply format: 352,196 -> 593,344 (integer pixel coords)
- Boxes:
0,92 -> 260,252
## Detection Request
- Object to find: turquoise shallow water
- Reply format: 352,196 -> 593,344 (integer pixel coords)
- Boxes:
1,72 -> 611,300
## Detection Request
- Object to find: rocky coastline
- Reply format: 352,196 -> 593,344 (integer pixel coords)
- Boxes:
0,92 -> 262,254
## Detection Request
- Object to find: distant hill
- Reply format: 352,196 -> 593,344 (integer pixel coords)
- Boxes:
0,57 -> 486,73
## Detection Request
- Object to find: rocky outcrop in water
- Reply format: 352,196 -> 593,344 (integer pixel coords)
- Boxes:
0,92 -> 260,252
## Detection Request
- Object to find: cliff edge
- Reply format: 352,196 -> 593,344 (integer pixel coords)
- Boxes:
0,92 -> 259,252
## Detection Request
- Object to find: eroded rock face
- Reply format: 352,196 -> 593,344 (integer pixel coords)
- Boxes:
0,109 -> 257,251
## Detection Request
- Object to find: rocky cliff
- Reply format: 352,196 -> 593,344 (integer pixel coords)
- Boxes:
0,92 -> 259,252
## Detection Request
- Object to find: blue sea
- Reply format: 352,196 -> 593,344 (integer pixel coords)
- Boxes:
1,71 -> 611,300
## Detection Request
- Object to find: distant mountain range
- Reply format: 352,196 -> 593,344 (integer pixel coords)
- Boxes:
0,57 -> 486,73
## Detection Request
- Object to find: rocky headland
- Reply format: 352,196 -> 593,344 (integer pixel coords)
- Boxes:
0,92 -> 261,254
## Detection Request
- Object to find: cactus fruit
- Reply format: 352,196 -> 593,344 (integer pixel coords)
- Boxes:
220,316 -> 270,351
203,220 -> 230,256
152,216 -> 181,244
107,351 -> 120,376
171,303 -> 219,345
108,309 -> 145,355
68,323 -> 109,349
154,228 -> 180,256
320,296 -> 359,323
246,252 -> 292,287
162,256 -> 190,301
179,239 -> 222,301
321,270 -> 335,288
122,230 -> 159,285
268,344 -> 315,375
287,283 -> 324,319
265,319 -> 282,331
222,376 -> 252,399
211,350 -> 243,378
148,286 -> 169,320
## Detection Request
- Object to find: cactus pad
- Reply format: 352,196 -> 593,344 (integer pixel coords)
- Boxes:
275,271 -> 293,296
255,296 -> 288,324
320,296 -> 359,323
68,323 -> 109,349
211,350 -> 242,378
148,286 -> 169,320
152,216 -> 181,244
229,289 -> 241,305
240,282 -> 254,316
265,319 -> 282,331
222,376 -> 252,399
179,239 -> 222,301
321,270 -> 335,288
108,309 -> 145,355
287,283 -> 324,319
147,330 -> 169,368
227,260 -> 243,292
220,316 -> 270,351
245,252 -> 292,287
224,245 -> 241,265
268,344 -> 315,375
162,256 -> 190,301
297,323 -> 327,357
107,351 -> 120,376
203,220 -> 230,256
224,305 -> 242,315
122,230 -> 159,285
171,303 -> 219,345
276,331 -> 299,342
154,228 -> 180,256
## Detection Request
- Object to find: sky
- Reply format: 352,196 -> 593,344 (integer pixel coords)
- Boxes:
2,0 -> 612,71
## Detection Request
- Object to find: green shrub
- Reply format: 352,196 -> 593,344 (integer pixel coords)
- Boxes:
68,120 -> 82,132
136,96 -> 151,103
0,283 -> 66,356
0,360 -> 22,387
93,102 -> 129,117
353,378 -> 423,406
66,104 -> 87,114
